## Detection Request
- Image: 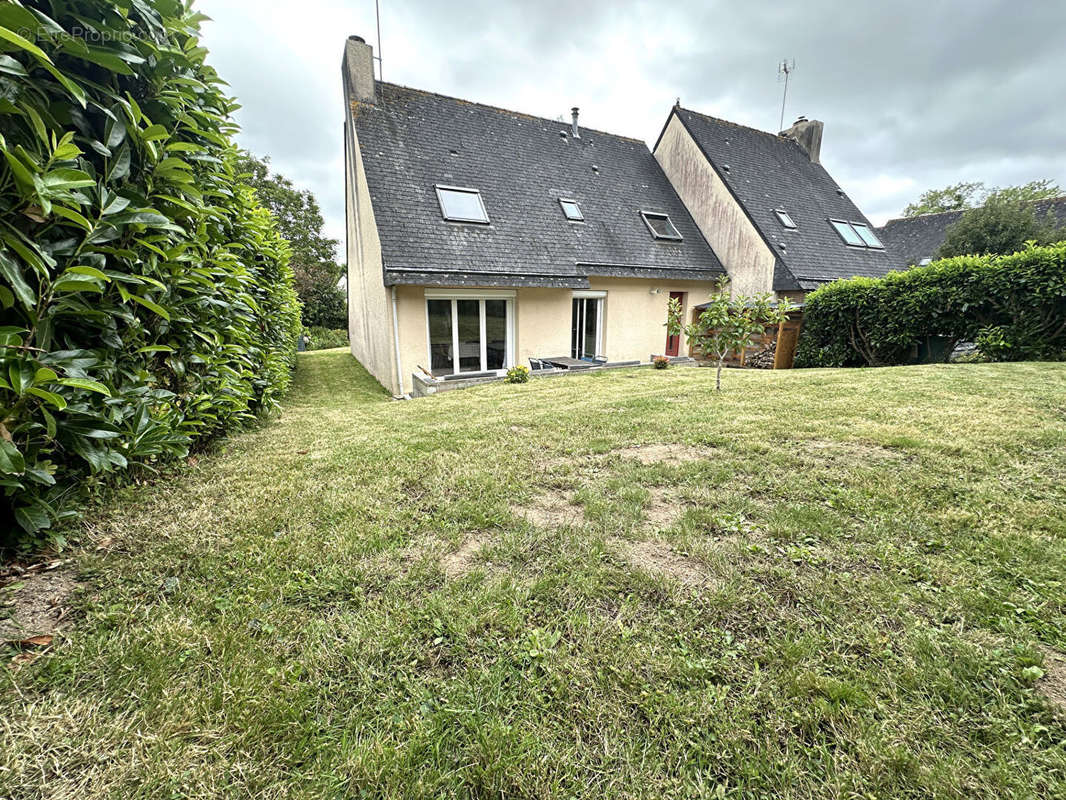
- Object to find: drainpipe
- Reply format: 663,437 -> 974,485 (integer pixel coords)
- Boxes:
390,285 -> 406,398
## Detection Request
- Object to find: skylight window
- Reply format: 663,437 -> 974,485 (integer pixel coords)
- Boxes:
559,198 -> 584,222
829,219 -> 886,249
830,219 -> 866,247
435,185 -> 489,223
850,222 -> 884,249
775,209 -> 797,229
640,211 -> 682,241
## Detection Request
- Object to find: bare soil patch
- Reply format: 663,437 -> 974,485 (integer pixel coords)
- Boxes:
1037,648 -> 1066,716
0,563 -> 80,642
644,488 -> 691,530
615,443 -> 709,466
513,491 -> 585,528
798,439 -> 905,464
440,534 -> 492,578
616,539 -> 713,587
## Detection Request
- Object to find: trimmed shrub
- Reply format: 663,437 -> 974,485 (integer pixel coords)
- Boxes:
303,327 -> 348,351
0,1 -> 300,547
795,243 -> 1066,368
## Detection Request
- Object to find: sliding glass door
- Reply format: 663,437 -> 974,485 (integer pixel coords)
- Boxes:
571,296 -> 603,360
426,295 -> 513,377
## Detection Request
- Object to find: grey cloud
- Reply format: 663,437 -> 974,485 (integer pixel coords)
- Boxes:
198,0 -> 1066,241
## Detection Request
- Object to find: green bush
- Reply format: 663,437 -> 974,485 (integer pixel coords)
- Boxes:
0,1 -> 300,547
795,243 -> 1066,368
303,327 -> 347,351
505,365 -> 530,384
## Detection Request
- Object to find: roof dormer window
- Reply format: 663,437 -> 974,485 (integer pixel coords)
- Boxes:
559,198 -> 584,222
435,185 -> 489,223
775,209 -> 797,229
640,211 -> 682,241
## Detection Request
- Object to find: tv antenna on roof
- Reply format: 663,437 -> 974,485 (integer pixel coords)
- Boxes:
777,58 -> 796,131
375,0 -> 384,82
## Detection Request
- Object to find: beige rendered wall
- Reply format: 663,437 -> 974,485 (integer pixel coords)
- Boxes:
590,278 -> 711,360
345,119 -> 398,394
392,278 -> 717,392
654,114 -> 777,297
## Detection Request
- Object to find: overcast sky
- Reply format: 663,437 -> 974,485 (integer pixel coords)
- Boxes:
198,0 -> 1066,259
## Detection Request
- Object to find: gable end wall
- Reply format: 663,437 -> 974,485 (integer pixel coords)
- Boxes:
345,106 -> 398,394
654,115 -> 777,297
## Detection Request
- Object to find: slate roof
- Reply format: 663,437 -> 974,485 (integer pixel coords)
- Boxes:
659,107 -> 903,291
351,82 -> 725,288
877,196 -> 1066,267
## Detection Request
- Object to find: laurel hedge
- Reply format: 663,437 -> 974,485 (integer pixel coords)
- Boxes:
795,242 -> 1066,368
0,1 -> 300,547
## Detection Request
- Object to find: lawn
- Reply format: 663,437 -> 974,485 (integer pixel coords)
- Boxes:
2,350 -> 1065,798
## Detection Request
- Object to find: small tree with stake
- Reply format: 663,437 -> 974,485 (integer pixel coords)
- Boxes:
667,278 -> 794,391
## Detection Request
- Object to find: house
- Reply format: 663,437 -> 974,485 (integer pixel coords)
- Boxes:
653,106 -> 903,303
342,36 -> 726,396
342,35 -> 901,395
877,196 -> 1066,267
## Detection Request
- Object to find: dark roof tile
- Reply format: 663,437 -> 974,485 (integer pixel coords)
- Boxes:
877,196 -> 1066,266
667,108 -> 904,288
353,83 -> 726,284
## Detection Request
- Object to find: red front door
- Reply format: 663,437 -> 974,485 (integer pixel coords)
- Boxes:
665,292 -> 685,356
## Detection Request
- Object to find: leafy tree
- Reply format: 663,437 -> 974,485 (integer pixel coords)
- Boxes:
937,187 -> 1065,258
902,179 -> 1061,218
902,181 -> 985,217
991,179 -> 1062,206
666,279 -> 793,391
235,153 -> 346,328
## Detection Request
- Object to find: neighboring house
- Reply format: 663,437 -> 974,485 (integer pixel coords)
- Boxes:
877,196 -> 1066,267
342,36 -> 725,396
342,35 -> 900,395
653,106 -> 902,302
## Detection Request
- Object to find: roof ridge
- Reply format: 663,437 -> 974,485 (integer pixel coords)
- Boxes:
678,106 -> 792,142
374,81 -> 647,144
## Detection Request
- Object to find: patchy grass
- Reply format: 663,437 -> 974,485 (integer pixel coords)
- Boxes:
2,351 -> 1066,799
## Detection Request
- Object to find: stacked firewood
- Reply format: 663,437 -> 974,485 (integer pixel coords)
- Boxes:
746,340 -> 777,369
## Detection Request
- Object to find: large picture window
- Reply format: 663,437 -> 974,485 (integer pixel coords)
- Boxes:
425,292 -> 514,376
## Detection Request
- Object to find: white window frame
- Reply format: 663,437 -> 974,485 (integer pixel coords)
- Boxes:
774,209 -> 797,229
571,290 -> 605,360
424,290 -> 515,376
434,184 -> 490,224
559,198 -> 584,222
639,211 -> 683,241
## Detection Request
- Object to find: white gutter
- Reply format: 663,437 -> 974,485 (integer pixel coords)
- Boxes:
390,285 -> 406,398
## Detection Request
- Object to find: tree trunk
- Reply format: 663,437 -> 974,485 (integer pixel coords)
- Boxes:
716,358 -> 724,391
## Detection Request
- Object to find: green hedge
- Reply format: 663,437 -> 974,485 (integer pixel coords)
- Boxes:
303,327 -> 348,351
0,1 -> 300,547
795,242 -> 1066,368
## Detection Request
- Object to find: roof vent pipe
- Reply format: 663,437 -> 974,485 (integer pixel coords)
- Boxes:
571,107 -> 580,139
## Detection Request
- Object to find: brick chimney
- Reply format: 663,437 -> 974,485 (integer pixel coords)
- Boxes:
343,35 -> 375,104
779,115 -> 823,164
